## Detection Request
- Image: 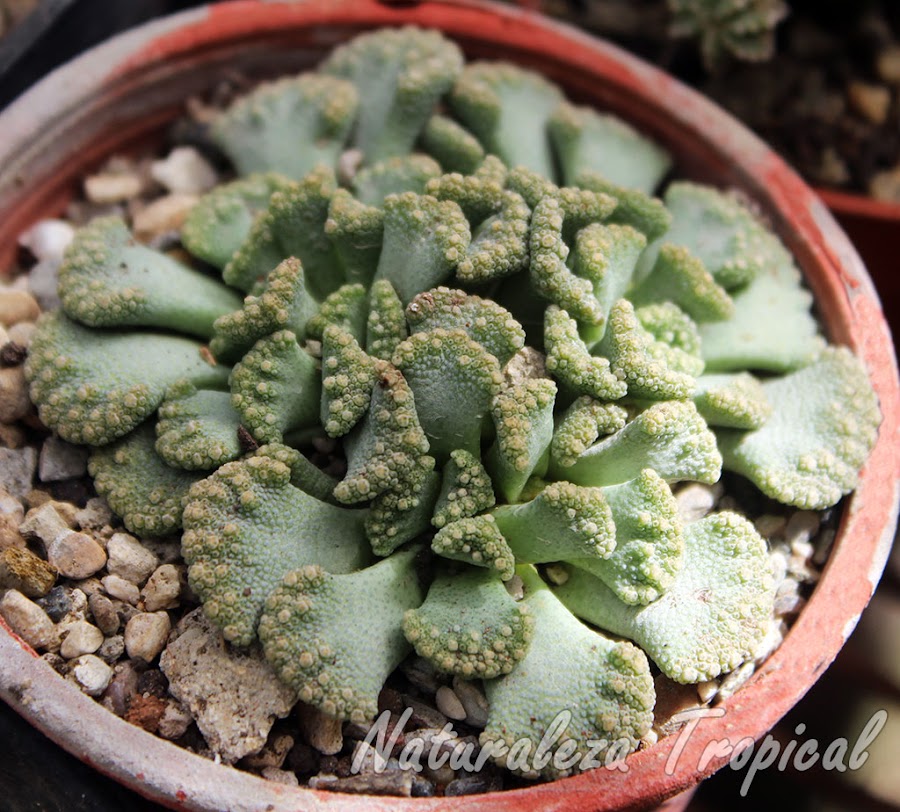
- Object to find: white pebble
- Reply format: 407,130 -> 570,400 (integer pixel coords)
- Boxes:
106,532 -> 158,585
47,531 -> 107,580
435,686 -> 467,721
151,147 -> 218,195
0,589 -> 58,650
70,654 -> 113,696
59,619 -> 103,659
18,219 -> 74,262
102,574 -> 141,605
696,679 -> 719,704
84,173 -> 143,204
141,564 -> 183,612
124,611 -> 171,662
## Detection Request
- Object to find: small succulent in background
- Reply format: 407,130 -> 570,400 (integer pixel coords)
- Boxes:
668,0 -> 789,71
23,26 -> 880,780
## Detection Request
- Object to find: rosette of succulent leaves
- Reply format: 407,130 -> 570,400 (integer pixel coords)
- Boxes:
25,27 -> 880,780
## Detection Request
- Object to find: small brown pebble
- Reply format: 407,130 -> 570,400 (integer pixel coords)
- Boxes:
47,531 -> 107,579
286,741 -> 319,775
0,290 -> 40,327
135,669 -> 168,700
101,661 -> 140,717
0,366 -> 31,422
0,547 -> 56,597
297,702 -> 344,755
847,80 -> 892,125
88,592 -> 121,635
869,164 -> 900,203
125,693 -> 168,733
0,422 -> 27,450
877,46 -> 900,85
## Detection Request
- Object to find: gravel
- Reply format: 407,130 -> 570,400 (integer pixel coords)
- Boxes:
106,533 -> 159,585
124,611 -> 171,663
0,589 -> 58,650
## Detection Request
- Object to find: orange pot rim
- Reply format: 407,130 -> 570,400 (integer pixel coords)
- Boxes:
0,2 -> 897,810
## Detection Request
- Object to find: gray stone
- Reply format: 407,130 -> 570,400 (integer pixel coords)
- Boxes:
160,609 -> 297,764
435,686 -> 467,721
96,635 -> 125,664
452,676 -> 488,728
59,619 -> 104,659
26,260 -> 61,312
0,446 -> 37,499
106,532 -> 158,585
47,531 -> 106,579
124,611 -> 171,663
0,589 -> 57,650
70,654 -> 113,696
38,436 -> 89,482
75,497 -> 114,532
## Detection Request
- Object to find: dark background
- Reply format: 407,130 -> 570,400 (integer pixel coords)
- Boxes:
0,2 -> 897,810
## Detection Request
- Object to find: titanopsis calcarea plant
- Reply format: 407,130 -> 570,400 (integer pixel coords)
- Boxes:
24,26 -> 880,780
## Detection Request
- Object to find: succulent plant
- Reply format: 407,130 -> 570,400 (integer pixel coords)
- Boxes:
24,26 -> 880,780
667,0 -> 789,72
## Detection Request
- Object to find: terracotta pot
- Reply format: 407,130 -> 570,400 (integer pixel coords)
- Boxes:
815,188 -> 900,342
0,1 -> 897,810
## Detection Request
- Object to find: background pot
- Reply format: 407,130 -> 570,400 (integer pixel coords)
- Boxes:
0,1 -> 897,810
